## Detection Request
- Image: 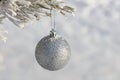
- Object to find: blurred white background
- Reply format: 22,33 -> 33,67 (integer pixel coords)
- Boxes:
0,0 -> 120,80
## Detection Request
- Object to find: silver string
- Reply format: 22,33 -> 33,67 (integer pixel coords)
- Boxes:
50,8 -> 53,30
53,10 -> 56,30
50,10 -> 56,30
50,0 -> 56,31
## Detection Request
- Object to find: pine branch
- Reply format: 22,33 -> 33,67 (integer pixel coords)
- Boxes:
0,0 -> 74,27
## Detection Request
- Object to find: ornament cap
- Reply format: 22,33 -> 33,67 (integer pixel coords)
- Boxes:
50,29 -> 56,37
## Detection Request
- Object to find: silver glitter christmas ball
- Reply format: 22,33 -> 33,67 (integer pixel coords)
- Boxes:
35,30 -> 71,71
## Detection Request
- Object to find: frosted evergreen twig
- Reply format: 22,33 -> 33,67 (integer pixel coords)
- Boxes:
0,0 -> 74,27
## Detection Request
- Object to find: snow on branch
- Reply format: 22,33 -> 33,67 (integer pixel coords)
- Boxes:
0,0 -> 74,27
0,29 -> 8,42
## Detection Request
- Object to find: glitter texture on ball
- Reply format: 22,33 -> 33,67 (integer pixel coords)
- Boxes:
35,30 -> 71,71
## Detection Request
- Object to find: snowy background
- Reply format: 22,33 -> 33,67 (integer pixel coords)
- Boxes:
0,0 -> 120,80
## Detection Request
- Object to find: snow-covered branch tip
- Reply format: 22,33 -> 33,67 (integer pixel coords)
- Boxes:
0,0 -> 74,27
0,29 -> 8,42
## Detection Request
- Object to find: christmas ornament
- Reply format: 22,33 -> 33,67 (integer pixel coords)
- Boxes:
35,29 -> 71,71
